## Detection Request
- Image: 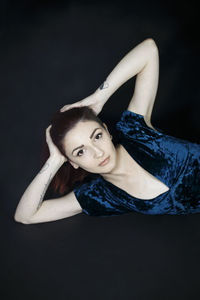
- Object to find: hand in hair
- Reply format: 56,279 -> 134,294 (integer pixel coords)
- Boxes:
46,125 -> 67,164
60,93 -> 104,115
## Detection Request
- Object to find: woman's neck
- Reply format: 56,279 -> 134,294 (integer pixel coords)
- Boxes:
101,145 -> 140,183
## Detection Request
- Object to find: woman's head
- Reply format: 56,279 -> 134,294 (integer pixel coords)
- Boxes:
50,106 -> 117,174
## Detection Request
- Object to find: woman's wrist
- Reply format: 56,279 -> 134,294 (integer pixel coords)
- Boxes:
93,81 -> 111,106
47,155 -> 66,169
93,39 -> 157,109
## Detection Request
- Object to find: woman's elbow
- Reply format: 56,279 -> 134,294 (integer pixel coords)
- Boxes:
14,214 -> 31,225
145,38 -> 156,46
145,38 -> 158,53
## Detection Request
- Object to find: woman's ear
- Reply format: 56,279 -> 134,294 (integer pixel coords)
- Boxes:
69,160 -> 79,169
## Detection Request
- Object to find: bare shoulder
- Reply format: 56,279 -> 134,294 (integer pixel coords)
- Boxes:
24,191 -> 83,224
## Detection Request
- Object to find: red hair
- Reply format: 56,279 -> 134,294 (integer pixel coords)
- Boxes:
40,106 -> 106,196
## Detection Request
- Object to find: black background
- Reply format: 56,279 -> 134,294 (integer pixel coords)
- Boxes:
1,1 -> 200,299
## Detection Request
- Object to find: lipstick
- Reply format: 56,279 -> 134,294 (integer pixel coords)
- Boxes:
99,156 -> 110,167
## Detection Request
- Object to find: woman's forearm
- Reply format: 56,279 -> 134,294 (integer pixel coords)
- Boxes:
14,156 -> 64,223
94,38 -> 158,104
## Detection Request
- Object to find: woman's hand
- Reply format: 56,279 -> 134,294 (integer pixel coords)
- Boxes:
60,93 -> 104,115
46,125 -> 67,164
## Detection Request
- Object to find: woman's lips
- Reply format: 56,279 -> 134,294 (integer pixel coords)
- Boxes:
99,156 -> 110,166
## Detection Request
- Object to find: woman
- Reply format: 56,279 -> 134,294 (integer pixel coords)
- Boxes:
14,38 -> 200,224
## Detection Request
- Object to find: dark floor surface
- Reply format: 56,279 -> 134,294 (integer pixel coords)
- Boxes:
1,1 -> 200,299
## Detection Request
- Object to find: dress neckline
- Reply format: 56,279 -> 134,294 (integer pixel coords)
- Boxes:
100,174 -> 171,202
99,110 -> 170,201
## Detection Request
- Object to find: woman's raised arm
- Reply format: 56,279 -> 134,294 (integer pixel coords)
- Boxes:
94,38 -> 159,121
60,39 -> 159,121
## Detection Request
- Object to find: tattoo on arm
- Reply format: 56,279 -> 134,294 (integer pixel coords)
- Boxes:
39,162 -> 50,174
37,173 -> 52,210
99,81 -> 109,90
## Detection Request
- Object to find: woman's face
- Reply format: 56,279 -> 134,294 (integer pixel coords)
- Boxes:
62,120 -> 117,174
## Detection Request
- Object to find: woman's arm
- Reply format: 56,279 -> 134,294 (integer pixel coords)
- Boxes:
94,38 -> 159,121
14,126 -> 82,224
14,156 -> 82,224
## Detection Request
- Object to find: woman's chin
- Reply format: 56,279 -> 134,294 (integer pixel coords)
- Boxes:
81,155 -> 116,174
83,164 -> 114,175
99,161 -> 116,174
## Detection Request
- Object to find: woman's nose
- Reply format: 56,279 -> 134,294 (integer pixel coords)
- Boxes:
93,146 -> 104,158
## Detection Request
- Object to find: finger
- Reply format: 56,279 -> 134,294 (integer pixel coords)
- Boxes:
46,125 -> 52,135
60,107 -> 65,112
46,124 -> 52,131
60,103 -> 80,112
60,105 -> 70,112
46,125 -> 52,140
60,105 -> 75,112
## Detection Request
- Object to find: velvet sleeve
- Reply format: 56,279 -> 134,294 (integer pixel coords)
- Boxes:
73,176 -> 131,217
116,110 -> 192,186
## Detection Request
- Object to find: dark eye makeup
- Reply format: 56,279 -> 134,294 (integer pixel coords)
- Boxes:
76,131 -> 103,157
95,132 -> 102,139
77,149 -> 84,157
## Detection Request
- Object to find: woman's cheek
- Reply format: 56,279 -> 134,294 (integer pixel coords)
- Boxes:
80,156 -> 92,168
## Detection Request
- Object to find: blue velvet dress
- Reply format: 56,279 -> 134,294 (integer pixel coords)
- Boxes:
73,110 -> 200,217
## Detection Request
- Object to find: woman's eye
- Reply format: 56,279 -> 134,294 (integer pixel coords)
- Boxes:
77,149 -> 84,157
95,133 -> 102,140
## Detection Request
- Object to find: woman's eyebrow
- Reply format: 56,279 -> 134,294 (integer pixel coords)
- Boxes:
90,127 -> 101,139
71,128 -> 101,155
72,145 -> 84,155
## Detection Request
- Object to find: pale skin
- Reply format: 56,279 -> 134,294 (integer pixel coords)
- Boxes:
14,38 -> 169,225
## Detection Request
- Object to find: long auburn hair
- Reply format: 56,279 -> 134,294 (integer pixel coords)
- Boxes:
40,106 -> 106,196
